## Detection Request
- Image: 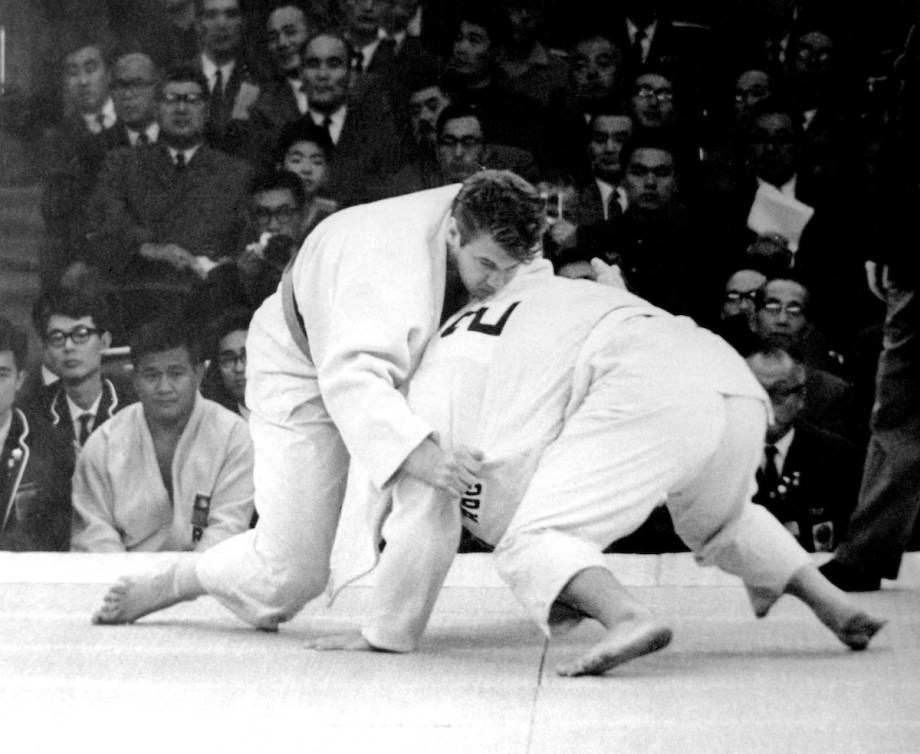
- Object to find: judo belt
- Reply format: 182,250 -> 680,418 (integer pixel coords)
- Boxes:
281,263 -> 312,359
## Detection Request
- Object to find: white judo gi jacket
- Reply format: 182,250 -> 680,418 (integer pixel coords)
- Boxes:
71,396 -> 255,552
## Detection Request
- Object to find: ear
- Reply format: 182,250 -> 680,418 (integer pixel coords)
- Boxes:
14,369 -> 26,394
445,216 -> 460,247
100,331 -> 113,350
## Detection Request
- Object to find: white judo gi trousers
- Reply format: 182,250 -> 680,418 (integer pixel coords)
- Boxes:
360,311 -> 811,651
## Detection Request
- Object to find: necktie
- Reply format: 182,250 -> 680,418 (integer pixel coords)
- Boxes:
175,151 -> 187,170
78,413 -> 94,446
135,131 -> 149,146
93,113 -> 106,134
322,114 -> 336,145
762,444 -> 781,498
209,68 -> 225,134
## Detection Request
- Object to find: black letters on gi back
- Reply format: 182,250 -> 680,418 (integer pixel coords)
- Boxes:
442,302 -> 521,338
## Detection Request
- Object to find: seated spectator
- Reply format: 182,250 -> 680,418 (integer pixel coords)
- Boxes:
496,0 -> 570,107
753,274 -> 866,444
703,96 -> 880,350
716,264 -> 767,355
22,290 -> 135,463
200,308 -> 251,418
192,0 -> 263,159
577,133 -> 719,325
567,29 -> 626,121
443,2 -> 588,182
39,37 -> 115,291
102,51 -> 161,150
385,102 -> 538,195
186,170 -> 307,327
290,28 -> 410,205
0,318 -> 72,552
250,2 -> 318,138
746,347 -> 863,553
276,120 -> 340,236
584,105 -> 634,221
71,318 -> 254,552
86,62 -> 253,335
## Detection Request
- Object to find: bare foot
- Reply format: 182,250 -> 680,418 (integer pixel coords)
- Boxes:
304,630 -> 384,652
834,611 -> 887,651
556,617 -> 673,677
91,562 -> 187,625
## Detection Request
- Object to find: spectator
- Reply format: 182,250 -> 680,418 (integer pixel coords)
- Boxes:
276,119 -> 339,236
23,290 -> 134,463
0,318 -> 72,553
577,133 -> 718,324
39,38 -> 114,292
158,0 -> 199,65
444,3 -> 588,182
103,51 -> 161,150
567,30 -> 625,120
753,274 -> 866,444
747,347 -> 862,553
192,0 -> 262,157
705,96 -> 880,350
716,264 -> 767,355
249,2 -> 320,157
186,169 -> 308,327
585,105 -> 634,220
87,63 -> 253,335
71,318 -> 254,552
200,308 -> 251,418
292,28 -> 408,205
496,0 -> 569,107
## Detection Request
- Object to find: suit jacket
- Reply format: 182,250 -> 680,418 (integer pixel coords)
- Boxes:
0,409 -> 73,552
87,142 -> 253,282
194,56 -> 263,161
300,76 -> 412,206
248,75 -> 306,168
754,421 -> 862,552
41,377 -> 134,462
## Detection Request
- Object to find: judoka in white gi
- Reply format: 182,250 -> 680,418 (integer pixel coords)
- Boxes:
90,171 -> 546,627
306,260 -> 886,675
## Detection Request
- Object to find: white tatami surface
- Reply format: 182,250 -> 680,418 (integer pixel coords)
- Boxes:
2,552 -> 918,754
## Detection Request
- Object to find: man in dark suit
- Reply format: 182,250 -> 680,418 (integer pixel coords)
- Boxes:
39,38 -> 115,292
747,347 -> 863,553
294,29 -> 409,205
192,0 -> 262,159
0,318 -> 72,553
87,63 -> 253,331
101,51 -> 161,150
23,290 -> 134,463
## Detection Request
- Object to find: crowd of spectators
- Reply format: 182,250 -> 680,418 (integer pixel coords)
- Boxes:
1,0 -> 918,561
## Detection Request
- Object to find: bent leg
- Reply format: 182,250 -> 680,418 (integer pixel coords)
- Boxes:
197,409 -> 349,629
555,567 -> 672,677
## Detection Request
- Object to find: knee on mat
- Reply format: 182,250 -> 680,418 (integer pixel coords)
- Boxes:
255,568 -> 328,625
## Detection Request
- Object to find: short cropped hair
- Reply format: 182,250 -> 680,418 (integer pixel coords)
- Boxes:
129,318 -> 203,368
249,169 -> 307,209
619,132 -> 680,173
34,289 -> 113,339
207,309 -> 252,356
452,170 -> 545,263
275,119 -> 335,164
300,27 -> 357,68
436,102 -> 486,141
747,97 -> 803,136
157,62 -> 209,100
0,317 -> 28,371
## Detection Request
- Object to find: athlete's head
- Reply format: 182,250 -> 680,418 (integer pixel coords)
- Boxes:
447,170 -> 545,300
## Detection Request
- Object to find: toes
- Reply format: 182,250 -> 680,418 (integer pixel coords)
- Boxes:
840,614 -> 888,651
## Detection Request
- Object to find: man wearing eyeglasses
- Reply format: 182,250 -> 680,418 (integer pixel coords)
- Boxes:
23,290 -> 135,464
753,275 -> 864,444
102,51 -> 161,150
88,63 -> 252,332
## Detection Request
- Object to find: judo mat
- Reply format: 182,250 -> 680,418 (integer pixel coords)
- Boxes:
2,551 -> 918,754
